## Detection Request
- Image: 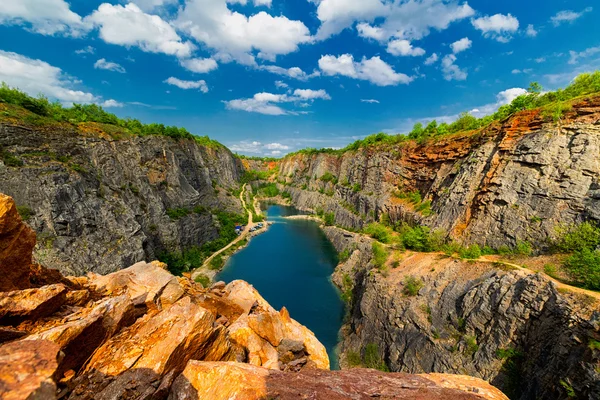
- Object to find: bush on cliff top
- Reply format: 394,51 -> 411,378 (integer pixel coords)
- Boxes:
0,82 -> 224,147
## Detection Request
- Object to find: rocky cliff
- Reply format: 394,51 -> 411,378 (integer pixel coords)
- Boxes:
0,194 -> 508,400
278,97 -> 600,250
323,226 -> 600,400
0,123 -> 245,275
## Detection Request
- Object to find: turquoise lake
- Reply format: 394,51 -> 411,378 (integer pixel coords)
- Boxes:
216,205 -> 344,369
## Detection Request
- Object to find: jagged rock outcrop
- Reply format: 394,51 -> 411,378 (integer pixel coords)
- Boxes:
279,98 -> 600,250
0,123 -> 245,275
325,226 -> 600,400
169,361 -> 508,400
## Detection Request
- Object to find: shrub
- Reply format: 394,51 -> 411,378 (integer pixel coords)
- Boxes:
363,343 -> 389,372
194,274 -> 211,288
16,205 -> 33,221
345,351 -> 362,367
1,148 -> 23,167
371,242 -> 388,269
323,212 -> 335,226
320,172 -> 336,183
397,224 -> 432,252
513,240 -> 533,256
563,249 -> 600,290
259,183 -> 280,197
554,222 -> 600,253
402,275 -> 423,296
339,249 -> 351,263
363,222 -> 393,243
464,335 -> 479,356
352,183 -> 361,192
459,244 -> 482,260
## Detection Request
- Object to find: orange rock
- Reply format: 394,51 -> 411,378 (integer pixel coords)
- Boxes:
0,339 -> 60,400
88,261 -> 184,310
0,193 -> 36,292
0,284 -> 67,325
170,362 -> 509,400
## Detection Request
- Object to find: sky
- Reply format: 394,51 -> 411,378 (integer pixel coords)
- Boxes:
0,1 -> 598,157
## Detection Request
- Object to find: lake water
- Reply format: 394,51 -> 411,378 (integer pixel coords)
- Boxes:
216,205 -> 344,369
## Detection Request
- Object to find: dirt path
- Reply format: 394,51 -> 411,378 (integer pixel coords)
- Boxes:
196,185 -> 253,273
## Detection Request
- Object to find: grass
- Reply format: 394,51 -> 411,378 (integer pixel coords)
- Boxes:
363,343 -> 389,372
323,212 -> 335,226
209,255 -> 224,271
16,205 -> 33,221
402,275 -> 423,296
371,242 -> 389,269
166,207 -> 192,220
194,274 -> 211,288
363,222 -> 393,243
393,189 -> 433,216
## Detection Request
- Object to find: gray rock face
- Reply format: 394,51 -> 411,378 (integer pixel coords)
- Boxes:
323,227 -> 600,400
279,117 -> 600,250
0,124 -> 245,275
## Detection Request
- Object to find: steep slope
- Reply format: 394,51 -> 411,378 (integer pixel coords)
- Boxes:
278,97 -> 600,250
323,227 -> 600,400
0,123 -> 245,275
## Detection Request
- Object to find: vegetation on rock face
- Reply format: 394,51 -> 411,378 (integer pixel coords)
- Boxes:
553,222 -> 600,290
285,72 -> 600,157
402,275 -> 423,296
0,83 -> 224,147
371,242 -> 389,269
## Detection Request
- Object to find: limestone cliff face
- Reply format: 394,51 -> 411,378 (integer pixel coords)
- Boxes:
324,227 -> 600,400
0,193 -> 506,400
0,123 -> 245,275
278,98 -> 600,249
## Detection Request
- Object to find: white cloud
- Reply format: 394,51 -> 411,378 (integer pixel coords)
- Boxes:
259,65 -> 321,81
424,53 -> 439,65
387,39 -> 425,57
180,57 -> 219,73
164,77 -> 209,93
265,143 -> 289,150
101,99 -> 124,108
293,89 -> 331,100
271,150 -> 282,155
472,13 -> 519,42
314,0 -> 474,43
130,0 -> 179,12
361,99 -> 380,104
275,80 -> 289,89
568,46 -> 600,65
0,0 -> 86,36
511,68 -> 533,74
525,24 -> 538,37
550,8 -> 592,27
319,54 -> 413,86
0,50 -> 97,104
356,22 -> 385,41
224,89 -> 330,115
534,57 -> 546,63
86,3 -> 195,58
450,37 -> 472,54
312,0 -> 388,40
75,46 -> 95,55
175,0 -> 311,64
94,58 -> 126,74
441,54 -> 467,81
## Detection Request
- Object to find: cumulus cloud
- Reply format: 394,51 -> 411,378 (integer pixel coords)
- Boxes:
550,8 -> 592,26
0,50 -> 98,104
175,0 -> 311,65
525,24 -> 538,37
319,54 -> 413,86
0,0 -> 86,36
361,99 -> 380,104
224,88 -> 331,115
101,99 -> 124,108
472,13 -> 519,42
441,54 -> 467,81
94,58 -> 126,73
180,57 -> 219,73
265,142 -> 289,150
86,3 -> 195,58
450,37 -> 472,54
259,65 -> 321,81
229,140 -> 289,155
164,77 -> 209,93
387,39 -> 425,57
315,0 -> 474,43
75,46 -> 95,55
130,0 -> 179,12
274,80 -> 289,89
424,53 -> 439,65
568,46 -> 600,65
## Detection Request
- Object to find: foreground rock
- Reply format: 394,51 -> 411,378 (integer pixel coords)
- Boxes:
169,361 -> 508,400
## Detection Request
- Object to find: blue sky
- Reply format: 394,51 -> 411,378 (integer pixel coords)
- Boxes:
0,1 -> 598,156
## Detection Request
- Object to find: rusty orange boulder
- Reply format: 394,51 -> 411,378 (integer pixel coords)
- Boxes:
0,193 -> 36,292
